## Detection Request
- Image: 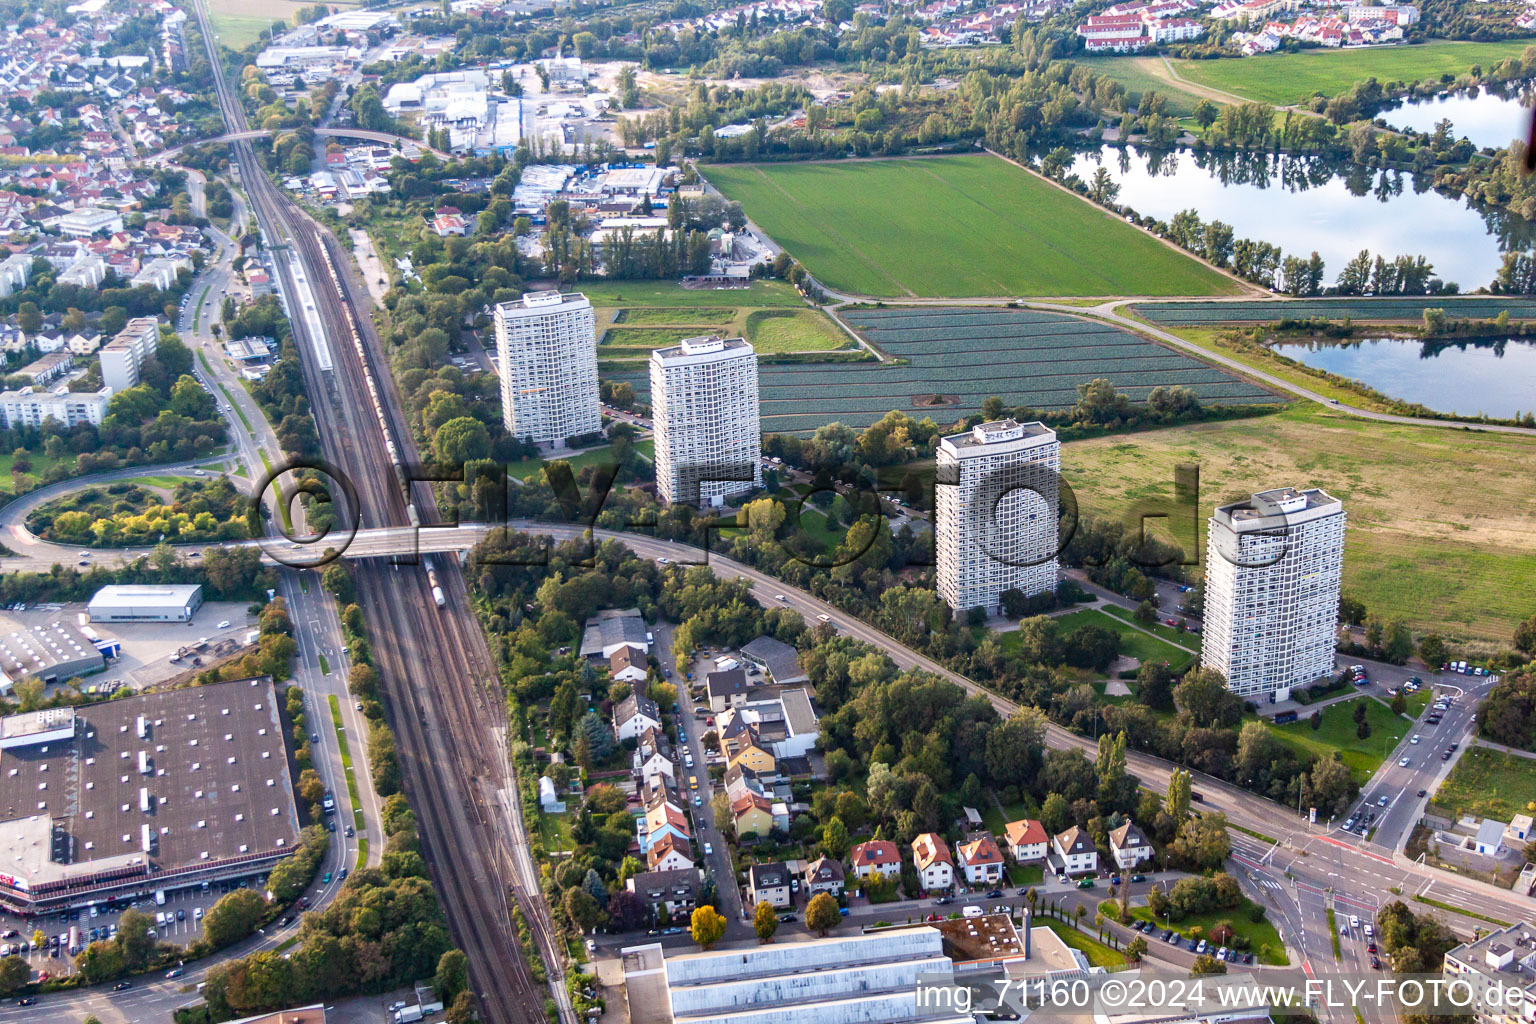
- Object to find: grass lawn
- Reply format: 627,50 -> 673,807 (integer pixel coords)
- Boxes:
1044,918 -> 1126,967
1061,403 -> 1536,647
580,279 -> 803,309
1018,607 -> 1196,673
0,449 -> 69,493
507,439 -> 656,481
1074,55 -> 1206,117
1099,603 -> 1201,647
744,308 -> 854,352
1429,747 -> 1536,824
1130,900 -> 1289,965
1172,39 -> 1536,106
705,156 -> 1241,297
1265,696 -> 1409,783
538,811 -> 575,855
1009,862 -> 1045,886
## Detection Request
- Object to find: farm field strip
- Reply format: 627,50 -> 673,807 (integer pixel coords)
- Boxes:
606,306 -> 1277,432
1134,297 -> 1536,324
706,156 -> 1242,298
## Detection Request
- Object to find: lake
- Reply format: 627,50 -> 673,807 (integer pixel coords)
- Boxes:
1271,335 -> 1536,419
1378,86 -> 1530,152
1069,146 -> 1536,292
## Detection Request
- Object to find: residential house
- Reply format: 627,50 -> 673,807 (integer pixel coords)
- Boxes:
642,800 -> 691,854
913,833 -> 954,892
721,715 -> 778,775
1474,818 -> 1506,856
625,868 -> 700,920
646,832 -> 694,872
706,667 -> 751,712
722,762 -> 766,803
1003,819 -> 1049,864
717,692 -> 819,761
730,792 -> 775,838
1053,826 -> 1098,875
613,693 -> 662,742
956,834 -> 1006,886
1109,820 -> 1154,870
747,862 -> 792,907
609,644 -> 648,684
804,855 -> 845,898
848,840 -> 902,881
633,727 -> 674,786
739,634 -> 808,685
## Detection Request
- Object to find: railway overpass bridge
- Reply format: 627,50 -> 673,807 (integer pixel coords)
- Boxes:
146,127 -> 448,163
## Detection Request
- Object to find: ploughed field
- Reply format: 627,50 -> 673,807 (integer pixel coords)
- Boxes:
704,155 -> 1242,298
605,306 -> 1278,434
1134,297 -> 1536,325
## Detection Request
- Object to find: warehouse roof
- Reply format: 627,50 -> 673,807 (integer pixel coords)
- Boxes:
0,677 -> 299,891
88,584 -> 203,611
0,621 -> 104,686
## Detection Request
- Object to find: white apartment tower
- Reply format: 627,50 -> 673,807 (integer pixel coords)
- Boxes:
935,419 -> 1061,615
494,291 -> 600,448
650,335 -> 761,507
1201,486 -> 1347,702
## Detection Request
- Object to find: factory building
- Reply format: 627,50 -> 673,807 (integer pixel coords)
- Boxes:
87,584 -> 204,623
0,621 -> 106,695
0,677 -> 301,916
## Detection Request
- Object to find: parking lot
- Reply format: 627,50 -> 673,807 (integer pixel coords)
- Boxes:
0,873 -> 272,979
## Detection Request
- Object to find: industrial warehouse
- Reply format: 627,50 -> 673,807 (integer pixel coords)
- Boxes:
0,620 -> 107,695
0,676 -> 301,916
87,584 -> 205,623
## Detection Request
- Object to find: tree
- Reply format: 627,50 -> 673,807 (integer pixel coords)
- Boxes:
691,906 -> 726,949
563,887 -> 602,933
1165,767 -> 1192,821
1191,954 -> 1227,974
754,899 -> 780,942
1310,710 -> 1322,731
202,889 -> 267,948
1418,634 -> 1449,668
1390,691 -> 1407,715
1139,662 -> 1176,712
1169,812 -> 1231,871
822,816 -> 850,858
1513,616 -> 1536,655
1175,668 -> 1243,729
446,991 -> 477,1024
608,889 -> 648,932
0,956 -> 26,995
435,949 -> 469,1005
806,892 -> 841,936
434,416 -> 491,464
1126,936 -> 1149,962
1357,719 -> 1372,740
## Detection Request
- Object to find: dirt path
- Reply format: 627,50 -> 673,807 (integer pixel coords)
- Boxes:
1153,56 -> 1261,106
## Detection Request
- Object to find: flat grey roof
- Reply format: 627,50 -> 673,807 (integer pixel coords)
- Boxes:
0,677 -> 300,889
88,584 -> 203,610
0,621 -> 104,684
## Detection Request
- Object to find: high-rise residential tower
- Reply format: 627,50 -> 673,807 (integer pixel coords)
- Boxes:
494,291 -> 600,447
1201,486 -> 1347,702
649,335 -> 760,507
935,419 -> 1061,615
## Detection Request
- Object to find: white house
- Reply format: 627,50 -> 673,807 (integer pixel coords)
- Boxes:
913,833 -> 954,892
1054,826 -> 1099,875
849,839 -> 902,881
748,862 -> 792,908
956,834 -> 1006,886
1109,820 -> 1155,870
608,644 -> 649,684
634,727 -> 674,786
1474,818 -> 1506,856
1507,814 -> 1533,844
613,693 -> 662,742
1003,819 -> 1049,863
646,833 -> 694,872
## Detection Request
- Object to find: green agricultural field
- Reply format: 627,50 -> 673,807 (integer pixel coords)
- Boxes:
1031,607 -> 1197,673
705,156 -> 1242,297
1172,39 -> 1536,107
616,307 -> 739,325
1062,403 -> 1536,646
604,306 -> 1278,434
744,309 -> 854,352
1265,696 -> 1409,782
1429,747 -> 1536,824
1134,297 -> 1536,325
580,279 -> 803,309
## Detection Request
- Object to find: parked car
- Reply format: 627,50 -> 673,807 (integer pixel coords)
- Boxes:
1076,878 -> 1095,889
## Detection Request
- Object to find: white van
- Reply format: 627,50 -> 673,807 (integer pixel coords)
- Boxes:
155,890 -> 167,906
962,905 -> 984,918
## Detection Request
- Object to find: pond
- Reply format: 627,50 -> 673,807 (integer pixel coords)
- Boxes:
1378,86 -> 1530,152
1270,335 -> 1536,419
1069,146 -> 1536,292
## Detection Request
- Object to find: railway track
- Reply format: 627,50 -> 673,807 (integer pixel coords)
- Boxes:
189,6 -> 558,1022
